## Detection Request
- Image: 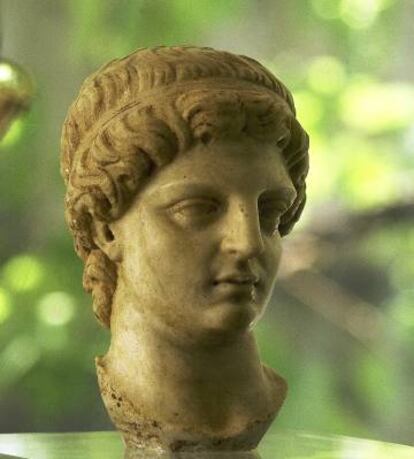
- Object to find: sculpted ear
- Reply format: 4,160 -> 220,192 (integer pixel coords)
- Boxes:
92,220 -> 123,263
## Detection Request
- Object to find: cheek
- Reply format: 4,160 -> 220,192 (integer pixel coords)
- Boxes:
135,213 -> 210,287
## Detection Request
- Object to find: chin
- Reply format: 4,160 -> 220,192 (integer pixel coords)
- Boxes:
200,300 -> 258,344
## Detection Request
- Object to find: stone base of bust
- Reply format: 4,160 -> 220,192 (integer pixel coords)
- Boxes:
96,356 -> 286,453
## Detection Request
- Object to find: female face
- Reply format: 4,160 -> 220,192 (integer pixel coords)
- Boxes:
109,136 -> 297,347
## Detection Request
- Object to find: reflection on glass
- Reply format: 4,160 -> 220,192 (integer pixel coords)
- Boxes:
1,431 -> 414,459
124,449 -> 261,459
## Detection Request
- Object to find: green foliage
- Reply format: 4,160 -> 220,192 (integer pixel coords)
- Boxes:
68,0 -> 248,61
1,0 -> 413,444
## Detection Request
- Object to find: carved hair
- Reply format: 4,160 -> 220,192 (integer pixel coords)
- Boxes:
61,46 -> 309,328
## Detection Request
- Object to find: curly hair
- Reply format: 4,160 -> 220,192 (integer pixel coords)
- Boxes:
61,46 -> 309,328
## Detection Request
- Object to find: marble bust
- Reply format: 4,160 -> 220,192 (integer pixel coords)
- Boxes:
60,46 -> 309,454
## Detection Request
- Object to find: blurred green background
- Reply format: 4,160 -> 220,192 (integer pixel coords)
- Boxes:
0,0 -> 413,446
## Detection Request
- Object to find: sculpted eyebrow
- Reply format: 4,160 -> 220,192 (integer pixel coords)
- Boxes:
147,182 -> 219,202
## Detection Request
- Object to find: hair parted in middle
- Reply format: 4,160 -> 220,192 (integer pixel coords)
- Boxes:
60,46 -> 310,329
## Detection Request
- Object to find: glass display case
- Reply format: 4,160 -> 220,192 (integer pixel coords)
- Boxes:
1,430 -> 413,459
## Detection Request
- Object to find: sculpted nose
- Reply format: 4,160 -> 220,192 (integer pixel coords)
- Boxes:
221,204 -> 264,259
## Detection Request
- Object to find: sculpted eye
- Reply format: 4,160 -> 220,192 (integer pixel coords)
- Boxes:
168,198 -> 221,226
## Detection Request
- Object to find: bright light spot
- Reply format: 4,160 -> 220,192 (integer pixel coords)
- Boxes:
0,63 -> 14,83
0,288 -> 12,323
36,291 -> 75,326
308,56 -> 346,95
335,140 -> 397,207
311,0 -> 340,20
1,336 -> 39,371
0,117 -> 24,148
0,58 -> 34,106
2,255 -> 44,292
0,336 -> 40,390
341,80 -> 414,133
347,157 -> 396,206
292,91 -> 323,131
340,0 -> 395,29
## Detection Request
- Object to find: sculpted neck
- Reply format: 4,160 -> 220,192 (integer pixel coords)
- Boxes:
102,285 -> 273,431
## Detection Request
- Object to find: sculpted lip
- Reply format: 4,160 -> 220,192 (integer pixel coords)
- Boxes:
212,273 -> 260,286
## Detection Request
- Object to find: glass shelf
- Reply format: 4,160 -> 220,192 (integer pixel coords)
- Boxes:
0,430 -> 413,459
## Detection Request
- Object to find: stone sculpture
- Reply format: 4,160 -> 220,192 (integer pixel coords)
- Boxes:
60,46 -> 309,454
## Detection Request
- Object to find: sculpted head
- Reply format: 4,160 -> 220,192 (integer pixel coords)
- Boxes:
61,46 -> 309,344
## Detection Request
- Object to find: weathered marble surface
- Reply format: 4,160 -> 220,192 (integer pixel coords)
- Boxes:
61,46 -> 309,452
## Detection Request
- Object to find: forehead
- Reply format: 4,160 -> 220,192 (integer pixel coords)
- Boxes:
143,137 -> 295,198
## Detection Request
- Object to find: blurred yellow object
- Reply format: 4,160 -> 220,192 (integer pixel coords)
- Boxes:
0,58 -> 34,140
